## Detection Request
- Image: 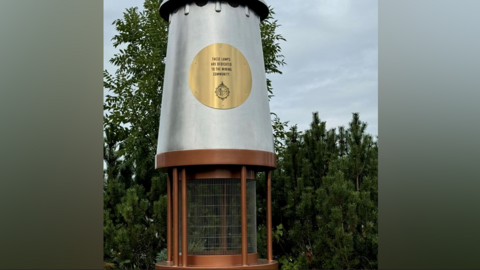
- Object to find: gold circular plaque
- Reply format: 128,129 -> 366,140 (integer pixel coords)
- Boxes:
189,43 -> 252,109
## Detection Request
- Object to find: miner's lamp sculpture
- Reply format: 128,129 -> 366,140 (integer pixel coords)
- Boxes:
155,1 -> 277,269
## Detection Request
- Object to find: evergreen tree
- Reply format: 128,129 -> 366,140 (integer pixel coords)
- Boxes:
344,112 -> 376,191
258,112 -> 378,270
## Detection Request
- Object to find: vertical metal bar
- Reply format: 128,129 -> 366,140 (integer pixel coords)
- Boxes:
241,166 -> 247,265
173,168 -> 179,266
167,171 -> 172,263
215,1 -> 221,12
184,3 -> 189,15
267,170 -> 273,261
181,168 -> 188,266
222,183 -> 227,252
245,5 -> 250,17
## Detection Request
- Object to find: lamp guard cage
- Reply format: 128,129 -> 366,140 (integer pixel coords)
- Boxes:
156,166 -> 276,269
179,178 -> 257,255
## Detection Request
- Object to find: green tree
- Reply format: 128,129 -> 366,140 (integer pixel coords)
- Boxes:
302,112 -> 338,189
103,0 -> 168,193
344,112 -> 377,191
103,1 -> 168,268
261,8 -> 286,99
258,112 -> 378,269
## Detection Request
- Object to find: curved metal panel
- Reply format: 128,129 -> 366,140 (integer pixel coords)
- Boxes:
157,2 -> 275,155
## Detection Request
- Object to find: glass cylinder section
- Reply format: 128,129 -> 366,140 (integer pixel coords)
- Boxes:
179,178 -> 257,255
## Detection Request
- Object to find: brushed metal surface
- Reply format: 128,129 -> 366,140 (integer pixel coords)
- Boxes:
157,2 -> 274,155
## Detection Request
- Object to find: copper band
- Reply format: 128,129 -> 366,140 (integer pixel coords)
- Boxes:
185,166 -> 256,179
156,259 -> 278,269
177,253 -> 257,267
156,149 -> 276,169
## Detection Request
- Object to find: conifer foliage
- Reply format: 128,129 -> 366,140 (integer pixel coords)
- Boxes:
256,112 -> 378,269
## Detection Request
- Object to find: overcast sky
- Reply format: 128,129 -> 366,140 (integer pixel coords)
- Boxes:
104,0 -> 378,137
